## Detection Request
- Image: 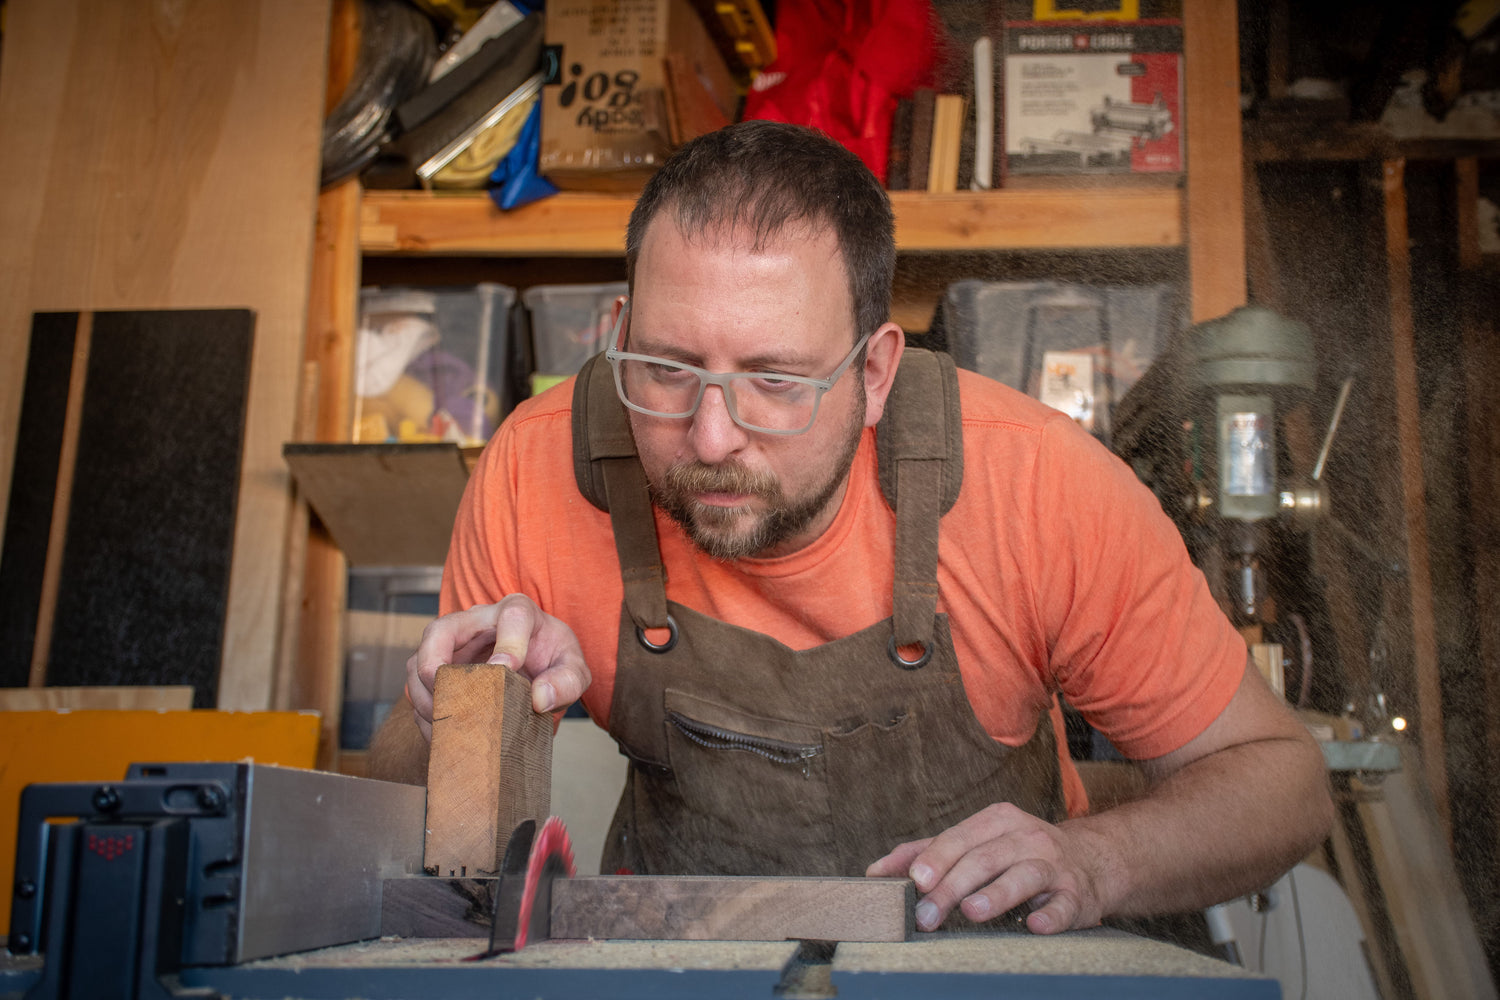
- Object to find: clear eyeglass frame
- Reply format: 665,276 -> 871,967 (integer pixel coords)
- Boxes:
603,298 -> 872,436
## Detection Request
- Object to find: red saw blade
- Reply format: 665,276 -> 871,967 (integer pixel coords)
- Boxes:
512,815 -> 576,951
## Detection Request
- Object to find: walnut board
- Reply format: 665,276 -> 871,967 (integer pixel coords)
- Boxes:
423,664 -> 553,878
381,874 -> 914,943
0,0 -> 331,710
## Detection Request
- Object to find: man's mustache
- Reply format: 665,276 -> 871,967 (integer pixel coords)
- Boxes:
661,461 -> 779,500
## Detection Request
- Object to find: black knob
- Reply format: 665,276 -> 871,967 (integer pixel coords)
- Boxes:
92,786 -> 121,813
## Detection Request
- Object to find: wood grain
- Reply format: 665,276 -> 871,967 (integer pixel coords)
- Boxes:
0,0 -> 331,711
382,875 -> 914,943
1454,157 -> 1500,884
0,685 -> 193,710
283,443 -> 471,567
550,877 -> 914,944
1380,158 -> 1449,836
423,664 -> 553,878
358,187 -> 1183,256
1183,0 -> 1247,320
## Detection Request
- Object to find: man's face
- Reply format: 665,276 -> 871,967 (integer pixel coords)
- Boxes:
626,218 -> 872,560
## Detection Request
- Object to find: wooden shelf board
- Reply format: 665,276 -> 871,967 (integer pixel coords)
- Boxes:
283,443 -> 470,567
360,187 -> 1183,257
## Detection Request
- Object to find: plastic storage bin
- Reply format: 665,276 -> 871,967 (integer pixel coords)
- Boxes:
933,280 -> 1177,444
521,282 -> 627,392
352,283 -> 517,445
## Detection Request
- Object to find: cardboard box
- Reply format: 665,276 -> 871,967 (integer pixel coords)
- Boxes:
540,0 -> 739,191
1003,13 -> 1183,175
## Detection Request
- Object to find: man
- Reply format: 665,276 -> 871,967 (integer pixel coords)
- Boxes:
370,120 -> 1332,936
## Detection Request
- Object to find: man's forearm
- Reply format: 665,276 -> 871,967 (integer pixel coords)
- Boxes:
1067,730 -> 1333,918
367,701 -> 431,786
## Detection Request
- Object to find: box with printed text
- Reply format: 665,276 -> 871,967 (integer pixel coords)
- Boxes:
1003,13 -> 1183,175
540,0 -> 739,191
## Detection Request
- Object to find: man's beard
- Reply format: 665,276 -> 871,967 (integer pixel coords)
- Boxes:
650,417 -> 865,561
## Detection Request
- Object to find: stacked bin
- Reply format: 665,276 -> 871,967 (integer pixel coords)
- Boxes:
521,282 -> 628,395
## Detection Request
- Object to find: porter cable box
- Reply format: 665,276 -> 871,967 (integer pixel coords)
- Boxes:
1003,1 -> 1182,175
540,0 -> 738,191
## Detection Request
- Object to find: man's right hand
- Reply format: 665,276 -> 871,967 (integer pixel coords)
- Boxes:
405,594 -> 592,741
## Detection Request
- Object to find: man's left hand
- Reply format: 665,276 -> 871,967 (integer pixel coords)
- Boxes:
866,804 -> 1109,935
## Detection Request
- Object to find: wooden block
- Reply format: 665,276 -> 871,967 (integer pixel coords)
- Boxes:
382,875 -> 914,943
551,876 -> 914,943
423,664 -> 553,878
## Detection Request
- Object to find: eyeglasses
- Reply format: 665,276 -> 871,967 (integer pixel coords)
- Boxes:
604,298 -> 871,435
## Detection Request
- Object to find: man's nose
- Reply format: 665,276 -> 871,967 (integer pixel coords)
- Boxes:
687,384 -> 748,464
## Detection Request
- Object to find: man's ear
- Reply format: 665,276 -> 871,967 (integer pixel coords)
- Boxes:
861,323 -> 905,428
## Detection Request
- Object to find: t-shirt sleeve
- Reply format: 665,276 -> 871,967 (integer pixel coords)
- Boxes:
1030,414 -> 1246,760
440,418 -> 523,617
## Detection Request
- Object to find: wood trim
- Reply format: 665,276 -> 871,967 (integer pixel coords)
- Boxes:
1380,158 -> 1449,836
1183,0 -> 1247,321
359,187 -> 1185,256
29,311 -> 91,687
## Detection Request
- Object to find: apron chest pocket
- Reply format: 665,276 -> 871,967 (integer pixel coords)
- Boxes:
661,688 -> 837,875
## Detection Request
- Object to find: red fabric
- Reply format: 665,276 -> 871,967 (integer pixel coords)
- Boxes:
741,0 -> 942,183
442,370 -> 1248,819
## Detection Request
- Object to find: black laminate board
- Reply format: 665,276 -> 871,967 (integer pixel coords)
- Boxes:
0,313 -> 80,687
40,309 -> 254,706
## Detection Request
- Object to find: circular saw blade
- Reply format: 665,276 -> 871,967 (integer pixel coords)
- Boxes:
512,815 -> 576,951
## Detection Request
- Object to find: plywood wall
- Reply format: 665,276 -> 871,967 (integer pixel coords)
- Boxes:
0,0 -> 332,708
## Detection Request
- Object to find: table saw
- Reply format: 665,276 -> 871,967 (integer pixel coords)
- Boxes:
0,759 -> 1277,999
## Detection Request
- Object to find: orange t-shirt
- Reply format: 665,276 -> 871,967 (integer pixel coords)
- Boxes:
442,368 -> 1247,817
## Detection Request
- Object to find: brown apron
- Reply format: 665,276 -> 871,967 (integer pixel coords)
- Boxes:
572,350 -> 1063,878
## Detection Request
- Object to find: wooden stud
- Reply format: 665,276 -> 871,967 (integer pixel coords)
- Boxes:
1454,156 -> 1500,882
382,875 -> 914,944
423,664 -> 553,878
1183,0 -> 1248,321
1379,158 -> 1449,837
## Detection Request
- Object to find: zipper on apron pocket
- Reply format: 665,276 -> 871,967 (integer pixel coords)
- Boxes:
667,711 -> 824,779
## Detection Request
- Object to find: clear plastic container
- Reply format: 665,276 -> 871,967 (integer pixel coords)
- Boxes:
352,282 -> 517,445
522,281 -> 627,379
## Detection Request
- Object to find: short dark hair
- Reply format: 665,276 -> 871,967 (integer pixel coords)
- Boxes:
625,120 -> 895,342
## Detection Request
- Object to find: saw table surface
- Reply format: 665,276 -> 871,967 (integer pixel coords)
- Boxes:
126,928 -> 1281,999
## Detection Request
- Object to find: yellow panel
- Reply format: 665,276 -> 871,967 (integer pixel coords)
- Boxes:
0,710 -> 320,935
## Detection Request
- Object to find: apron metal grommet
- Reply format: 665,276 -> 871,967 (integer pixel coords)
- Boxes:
635,614 -> 679,654
888,636 -> 932,670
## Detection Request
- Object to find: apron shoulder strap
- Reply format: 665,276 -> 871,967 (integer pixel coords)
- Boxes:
876,348 -> 964,516
570,353 -> 670,630
877,348 -> 964,658
572,352 -> 635,511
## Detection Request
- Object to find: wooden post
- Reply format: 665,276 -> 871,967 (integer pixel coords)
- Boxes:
1183,0 -> 1247,322
1379,159 -> 1449,837
1454,156 -> 1500,878
423,664 -> 554,878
